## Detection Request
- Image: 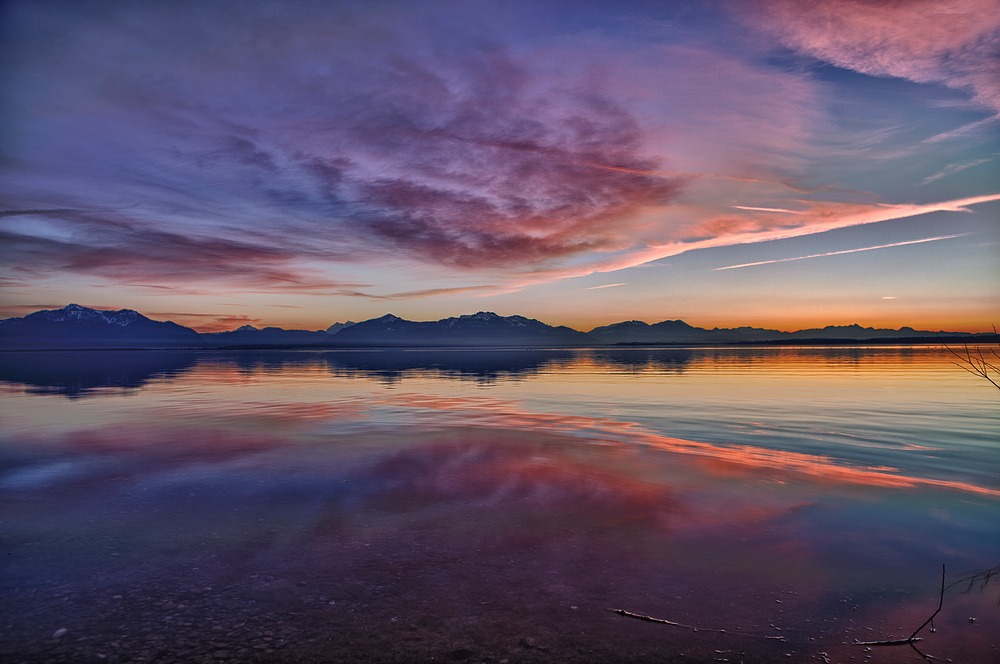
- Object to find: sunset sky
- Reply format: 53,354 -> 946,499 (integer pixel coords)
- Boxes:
1,0 -> 997,333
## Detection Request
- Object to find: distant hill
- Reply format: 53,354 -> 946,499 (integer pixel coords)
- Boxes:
0,304 -> 201,349
329,311 -> 593,347
206,325 -> 332,346
588,319 -> 705,343
786,324 -> 928,340
0,304 -> 989,349
587,320 -> 969,344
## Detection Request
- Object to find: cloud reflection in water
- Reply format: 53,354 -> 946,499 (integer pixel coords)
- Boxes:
1,348 -> 997,662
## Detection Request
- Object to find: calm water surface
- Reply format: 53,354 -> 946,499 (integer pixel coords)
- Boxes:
1,347 -> 998,663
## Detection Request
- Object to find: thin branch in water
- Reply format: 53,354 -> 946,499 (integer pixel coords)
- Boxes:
909,564 -> 946,640
613,563 -> 975,662
949,564 -> 1000,604
854,564 -> 945,663
607,608 -> 788,642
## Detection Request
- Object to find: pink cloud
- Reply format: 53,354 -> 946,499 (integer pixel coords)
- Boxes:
597,43 -> 822,180
502,193 -> 1000,286
735,0 -> 1000,114
286,40 -> 689,268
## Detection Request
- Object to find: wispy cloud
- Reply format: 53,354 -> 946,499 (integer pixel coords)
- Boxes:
714,234 -> 970,271
330,285 -> 504,300
0,210 -> 368,292
510,194 -> 1000,284
619,194 -> 998,270
578,163 -> 815,193
0,209 -> 77,217
920,157 -> 995,184
922,115 -> 1000,143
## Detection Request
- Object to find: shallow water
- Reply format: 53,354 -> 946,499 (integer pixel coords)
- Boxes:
1,347 -> 998,663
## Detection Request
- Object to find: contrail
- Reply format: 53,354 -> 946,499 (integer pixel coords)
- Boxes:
732,205 -> 805,214
714,233 -> 970,271
584,282 -> 628,290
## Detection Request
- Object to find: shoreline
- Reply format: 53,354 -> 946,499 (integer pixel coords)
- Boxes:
0,335 -> 994,353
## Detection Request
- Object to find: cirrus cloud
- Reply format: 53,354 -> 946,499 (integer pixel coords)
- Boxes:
733,0 -> 1000,115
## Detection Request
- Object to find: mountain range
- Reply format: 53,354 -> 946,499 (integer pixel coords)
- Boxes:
0,304 -> 989,350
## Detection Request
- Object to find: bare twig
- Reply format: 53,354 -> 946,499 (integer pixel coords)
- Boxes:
940,326 -> 1000,390
612,564 -> 950,661
854,564 -> 946,662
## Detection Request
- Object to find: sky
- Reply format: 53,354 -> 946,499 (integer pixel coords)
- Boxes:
1,0 -> 998,333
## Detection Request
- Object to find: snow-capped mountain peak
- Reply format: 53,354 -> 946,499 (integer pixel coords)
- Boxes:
36,304 -> 142,327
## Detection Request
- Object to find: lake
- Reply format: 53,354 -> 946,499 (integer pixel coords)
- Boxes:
1,347 -> 998,664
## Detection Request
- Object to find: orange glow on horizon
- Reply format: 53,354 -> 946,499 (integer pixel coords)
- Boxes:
149,309 -> 997,336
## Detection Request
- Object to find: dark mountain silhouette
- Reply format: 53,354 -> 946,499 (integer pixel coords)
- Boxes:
0,305 -> 335,349
206,325 -> 332,346
588,319 -> 705,343
0,304 -> 987,349
786,324 -> 927,340
588,320 -> 967,344
329,311 -> 593,347
0,304 -> 201,349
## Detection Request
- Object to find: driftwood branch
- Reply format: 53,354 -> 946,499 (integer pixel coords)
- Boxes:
853,564 -> 945,662
612,563 -> 950,661
851,637 -> 923,646
607,608 -> 788,642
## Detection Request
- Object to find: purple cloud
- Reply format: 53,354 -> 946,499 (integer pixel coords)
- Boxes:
0,211 -> 358,290
0,1 -> 686,290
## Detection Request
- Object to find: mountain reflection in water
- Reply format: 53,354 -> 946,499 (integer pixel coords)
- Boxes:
0,348 -> 586,395
0,350 -> 200,398
0,348 -> 997,663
